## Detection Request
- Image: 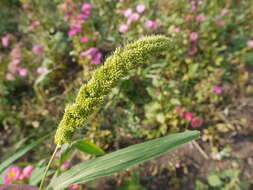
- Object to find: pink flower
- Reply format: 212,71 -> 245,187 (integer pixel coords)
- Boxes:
198,1 -> 204,5
191,1 -> 196,10
37,67 -> 48,74
174,27 -> 181,33
220,10 -> 228,17
80,48 -> 102,65
32,45 -> 44,55
136,4 -> 145,13
144,20 -> 158,31
213,86 -> 223,94
183,112 -> 193,121
127,13 -> 140,24
196,15 -> 205,22
190,32 -> 198,42
68,28 -> 82,37
28,21 -> 41,31
191,117 -> 203,128
119,24 -> 128,33
18,68 -> 28,77
216,20 -> 225,27
22,166 -> 33,178
68,184 -> 81,190
2,35 -> 10,47
247,40 -> 253,48
81,3 -> 92,13
61,162 -> 70,170
188,46 -> 197,56
175,163 -> 180,168
5,167 -> 21,184
80,37 -> 89,43
6,73 -> 15,81
123,8 -> 132,17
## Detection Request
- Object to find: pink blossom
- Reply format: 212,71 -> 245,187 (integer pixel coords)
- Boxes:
61,162 -> 70,170
136,4 -> 145,13
80,37 -> 89,43
81,3 -> 92,13
190,32 -> 198,42
68,28 -> 82,37
127,13 -> 140,24
144,20 -> 158,31
22,166 -> 33,178
80,48 -> 102,65
174,27 -> 181,33
28,21 -> 41,31
123,8 -> 132,17
5,167 -> 21,184
183,112 -> 193,121
198,1 -> 204,5
18,68 -> 28,77
220,10 -> 228,17
175,163 -> 181,168
10,47 -> 22,60
213,86 -> 223,94
37,67 -> 48,74
2,35 -> 10,47
216,20 -> 225,27
32,45 -> 44,55
247,40 -> 253,48
68,184 -> 81,190
119,24 -> 128,33
188,46 -> 197,56
191,1 -> 196,10
191,117 -> 203,128
196,15 -> 205,22
6,73 -> 15,81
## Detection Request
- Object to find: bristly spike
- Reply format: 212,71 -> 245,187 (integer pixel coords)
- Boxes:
55,35 -> 172,145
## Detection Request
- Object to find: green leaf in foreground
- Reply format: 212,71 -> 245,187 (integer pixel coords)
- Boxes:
74,140 -> 106,156
0,134 -> 49,174
49,131 -> 199,190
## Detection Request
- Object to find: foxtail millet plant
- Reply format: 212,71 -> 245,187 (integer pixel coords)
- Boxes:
54,35 -> 172,145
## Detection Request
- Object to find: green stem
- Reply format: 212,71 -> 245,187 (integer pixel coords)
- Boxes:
39,145 -> 60,190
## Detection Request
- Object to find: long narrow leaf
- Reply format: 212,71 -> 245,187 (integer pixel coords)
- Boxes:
49,131 -> 199,190
0,134 -> 49,174
75,140 -> 105,156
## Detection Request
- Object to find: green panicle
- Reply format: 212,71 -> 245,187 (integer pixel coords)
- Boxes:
55,35 -> 172,145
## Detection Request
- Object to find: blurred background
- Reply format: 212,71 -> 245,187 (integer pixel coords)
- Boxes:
0,0 -> 252,189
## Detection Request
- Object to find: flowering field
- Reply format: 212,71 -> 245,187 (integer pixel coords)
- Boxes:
0,0 -> 253,189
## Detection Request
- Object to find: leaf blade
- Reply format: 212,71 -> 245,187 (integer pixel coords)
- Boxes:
50,131 -> 199,190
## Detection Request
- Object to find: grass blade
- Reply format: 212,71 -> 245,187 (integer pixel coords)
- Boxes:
49,131 -> 199,190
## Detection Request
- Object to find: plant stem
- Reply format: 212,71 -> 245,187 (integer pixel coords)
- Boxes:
39,145 -> 60,190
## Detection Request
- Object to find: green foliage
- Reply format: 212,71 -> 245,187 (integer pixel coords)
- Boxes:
50,131 -> 199,189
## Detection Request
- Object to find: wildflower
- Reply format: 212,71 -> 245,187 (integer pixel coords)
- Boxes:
68,184 -> 81,190
32,45 -> 44,55
174,27 -> 181,33
6,73 -> 15,81
183,112 -> 193,121
175,163 -> 180,168
198,1 -> 204,5
191,117 -> 203,128
61,162 -> 70,170
191,1 -> 196,10
144,20 -> 158,31
81,3 -> 92,19
119,24 -> 128,33
28,21 -> 41,31
22,166 -> 33,179
136,4 -> 145,13
80,37 -> 89,43
247,40 -> 253,48
80,48 -> 102,65
2,35 -> 10,47
68,28 -> 82,37
188,46 -> 197,56
123,8 -> 132,17
213,86 -> 223,94
5,167 -> 21,184
18,68 -> 28,77
196,15 -> 205,22
190,32 -> 198,42
127,13 -> 140,24
216,20 -> 225,27
220,9 -> 228,16
37,67 -> 48,74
